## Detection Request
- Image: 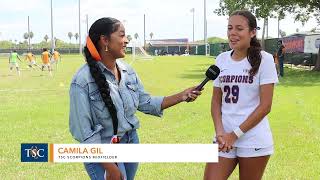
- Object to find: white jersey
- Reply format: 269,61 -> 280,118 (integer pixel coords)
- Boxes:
214,50 -> 278,148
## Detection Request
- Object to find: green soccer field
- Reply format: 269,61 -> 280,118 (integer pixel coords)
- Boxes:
0,54 -> 319,179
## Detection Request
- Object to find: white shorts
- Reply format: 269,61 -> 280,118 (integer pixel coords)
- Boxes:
42,63 -> 50,67
50,59 -> 57,64
217,145 -> 274,158
213,136 -> 274,158
29,60 -> 36,65
9,62 -> 19,68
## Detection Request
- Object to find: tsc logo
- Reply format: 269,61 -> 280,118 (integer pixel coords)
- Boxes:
21,143 -> 48,162
26,146 -> 44,158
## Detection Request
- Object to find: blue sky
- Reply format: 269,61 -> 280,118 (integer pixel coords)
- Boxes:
0,0 -> 319,44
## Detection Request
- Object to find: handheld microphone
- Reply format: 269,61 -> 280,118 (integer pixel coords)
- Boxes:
186,65 -> 220,102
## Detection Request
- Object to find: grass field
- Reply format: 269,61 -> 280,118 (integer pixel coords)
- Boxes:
0,54 -> 319,179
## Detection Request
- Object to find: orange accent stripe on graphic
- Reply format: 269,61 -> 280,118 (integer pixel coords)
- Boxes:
49,144 -> 54,162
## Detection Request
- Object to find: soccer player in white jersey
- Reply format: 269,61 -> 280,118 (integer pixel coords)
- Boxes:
204,10 -> 278,180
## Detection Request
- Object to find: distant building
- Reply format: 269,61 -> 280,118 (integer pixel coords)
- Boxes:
282,32 -> 320,54
147,38 -> 204,55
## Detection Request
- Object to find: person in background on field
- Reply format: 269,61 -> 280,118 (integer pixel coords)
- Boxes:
25,51 -> 40,70
204,10 -> 278,180
9,50 -> 22,76
273,52 -> 280,76
277,40 -> 285,77
41,48 -> 52,76
50,49 -> 61,69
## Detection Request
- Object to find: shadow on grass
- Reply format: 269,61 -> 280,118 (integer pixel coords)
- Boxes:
186,68 -> 209,73
199,63 -> 215,67
179,73 -> 206,80
280,67 -> 320,87
181,63 -> 215,75
179,62 -> 215,79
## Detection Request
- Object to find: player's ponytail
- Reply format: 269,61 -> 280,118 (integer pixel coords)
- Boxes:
247,36 -> 262,76
83,17 -> 121,136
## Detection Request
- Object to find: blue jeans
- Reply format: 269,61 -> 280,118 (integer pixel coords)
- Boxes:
84,129 -> 139,180
279,57 -> 284,77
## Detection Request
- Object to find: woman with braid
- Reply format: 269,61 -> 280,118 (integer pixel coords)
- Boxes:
204,10 -> 278,180
69,17 -> 202,180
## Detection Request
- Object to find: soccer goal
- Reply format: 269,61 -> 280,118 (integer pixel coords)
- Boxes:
131,40 -> 153,61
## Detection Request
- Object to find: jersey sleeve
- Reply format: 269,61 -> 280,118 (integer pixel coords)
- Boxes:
259,52 -> 279,85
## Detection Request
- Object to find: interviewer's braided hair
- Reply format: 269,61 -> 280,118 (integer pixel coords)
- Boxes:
231,10 -> 261,76
83,17 -> 121,135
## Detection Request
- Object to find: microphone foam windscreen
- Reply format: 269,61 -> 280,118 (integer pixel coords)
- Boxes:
206,65 -> 220,80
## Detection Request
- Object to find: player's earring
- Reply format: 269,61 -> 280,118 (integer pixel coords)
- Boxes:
105,46 -> 109,52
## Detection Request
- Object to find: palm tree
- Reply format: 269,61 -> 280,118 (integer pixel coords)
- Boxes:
29,31 -> 34,50
134,33 -> 139,40
67,32 -> 73,53
23,33 -> 29,50
149,32 -> 154,40
29,31 -> 34,42
68,32 -> 73,43
23,32 -> 29,40
74,33 -> 79,41
74,33 -> 79,48
127,35 -> 132,42
44,35 -> 49,42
